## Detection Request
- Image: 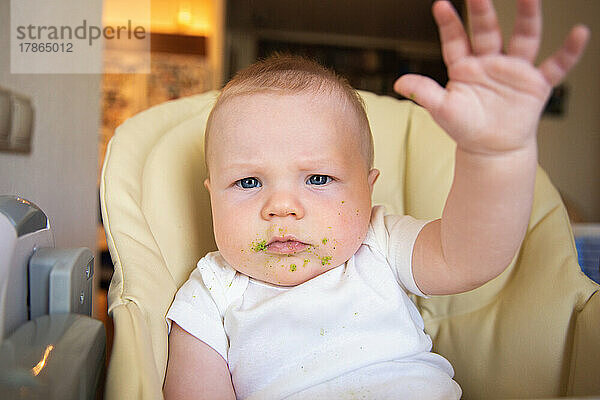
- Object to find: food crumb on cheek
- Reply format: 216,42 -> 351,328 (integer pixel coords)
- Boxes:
322,238 -> 328,245
251,239 -> 267,252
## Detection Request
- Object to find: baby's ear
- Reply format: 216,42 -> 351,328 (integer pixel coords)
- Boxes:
203,178 -> 211,192
368,169 -> 380,194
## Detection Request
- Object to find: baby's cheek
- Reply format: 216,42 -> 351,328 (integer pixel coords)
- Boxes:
334,201 -> 369,238
215,220 -> 261,269
319,201 -> 369,263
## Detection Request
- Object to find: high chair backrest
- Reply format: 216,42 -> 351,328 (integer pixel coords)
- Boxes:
101,90 -> 599,399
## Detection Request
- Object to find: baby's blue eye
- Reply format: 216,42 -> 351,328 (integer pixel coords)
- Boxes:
307,175 -> 332,185
236,177 -> 261,189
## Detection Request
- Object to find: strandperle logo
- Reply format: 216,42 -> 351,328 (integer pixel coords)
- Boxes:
15,20 -> 146,46
11,0 -> 150,74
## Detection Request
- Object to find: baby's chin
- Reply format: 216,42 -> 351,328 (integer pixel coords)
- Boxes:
242,263 -> 341,287
224,251 -> 349,286
218,227 -> 369,285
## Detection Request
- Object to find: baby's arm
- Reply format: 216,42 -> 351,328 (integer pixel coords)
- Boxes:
394,0 -> 589,295
163,322 -> 236,400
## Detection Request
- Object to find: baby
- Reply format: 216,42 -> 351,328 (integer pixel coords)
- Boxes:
164,1 -> 589,399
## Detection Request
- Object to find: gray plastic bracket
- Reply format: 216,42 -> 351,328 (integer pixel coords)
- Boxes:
29,248 -> 94,319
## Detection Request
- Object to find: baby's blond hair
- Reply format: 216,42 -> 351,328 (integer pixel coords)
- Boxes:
204,55 -> 374,174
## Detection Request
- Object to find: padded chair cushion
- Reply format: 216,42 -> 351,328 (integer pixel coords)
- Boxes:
101,90 -> 599,399
102,93 -> 219,398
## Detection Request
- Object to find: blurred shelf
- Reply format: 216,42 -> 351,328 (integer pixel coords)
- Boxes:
97,224 -> 108,253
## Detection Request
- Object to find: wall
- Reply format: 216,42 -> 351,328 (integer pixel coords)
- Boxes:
494,0 -> 600,221
0,0 -> 101,283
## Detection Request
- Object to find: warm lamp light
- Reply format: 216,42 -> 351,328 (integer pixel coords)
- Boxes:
103,0 -> 213,36
177,4 -> 192,28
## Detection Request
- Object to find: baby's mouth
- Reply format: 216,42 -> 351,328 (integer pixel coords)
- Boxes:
266,236 -> 308,254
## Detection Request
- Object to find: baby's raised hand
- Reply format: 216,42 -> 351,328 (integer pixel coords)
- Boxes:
394,0 -> 589,155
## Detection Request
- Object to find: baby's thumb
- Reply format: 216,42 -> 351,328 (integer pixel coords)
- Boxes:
393,74 -> 445,113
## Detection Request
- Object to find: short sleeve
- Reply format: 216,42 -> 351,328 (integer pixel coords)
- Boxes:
166,266 -> 230,360
364,205 -> 431,297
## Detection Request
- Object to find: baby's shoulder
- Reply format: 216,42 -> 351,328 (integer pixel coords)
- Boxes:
366,205 -> 413,248
364,205 -> 430,262
368,204 -> 428,236
195,251 -> 238,287
192,251 -> 248,314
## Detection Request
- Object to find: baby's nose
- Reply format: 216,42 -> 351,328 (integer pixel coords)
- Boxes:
261,191 -> 304,220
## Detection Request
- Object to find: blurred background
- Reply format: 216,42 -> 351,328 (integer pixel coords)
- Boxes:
1,0 -> 599,376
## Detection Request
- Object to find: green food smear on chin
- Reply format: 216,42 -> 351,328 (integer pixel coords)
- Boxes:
320,256 -> 332,266
252,239 -> 267,252
290,264 -> 297,272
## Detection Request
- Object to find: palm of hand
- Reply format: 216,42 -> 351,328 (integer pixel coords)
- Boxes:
395,0 -> 589,155
437,54 -> 549,154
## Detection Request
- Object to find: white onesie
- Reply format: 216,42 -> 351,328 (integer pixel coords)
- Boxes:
166,206 -> 462,399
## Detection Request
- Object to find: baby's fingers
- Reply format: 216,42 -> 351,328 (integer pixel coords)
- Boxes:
433,0 -> 471,66
467,0 -> 503,55
507,0 -> 541,62
539,25 -> 590,87
393,74 -> 445,114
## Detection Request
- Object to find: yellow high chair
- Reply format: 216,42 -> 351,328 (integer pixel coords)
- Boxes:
100,90 -> 600,399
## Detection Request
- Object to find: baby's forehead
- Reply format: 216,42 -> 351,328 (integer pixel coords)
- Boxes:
216,92 -> 360,142
205,88 -> 373,173
217,89 -> 353,116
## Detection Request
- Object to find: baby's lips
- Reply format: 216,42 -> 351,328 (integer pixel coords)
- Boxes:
266,239 -> 308,254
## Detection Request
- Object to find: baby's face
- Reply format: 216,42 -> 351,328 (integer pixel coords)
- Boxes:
204,92 -> 379,286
